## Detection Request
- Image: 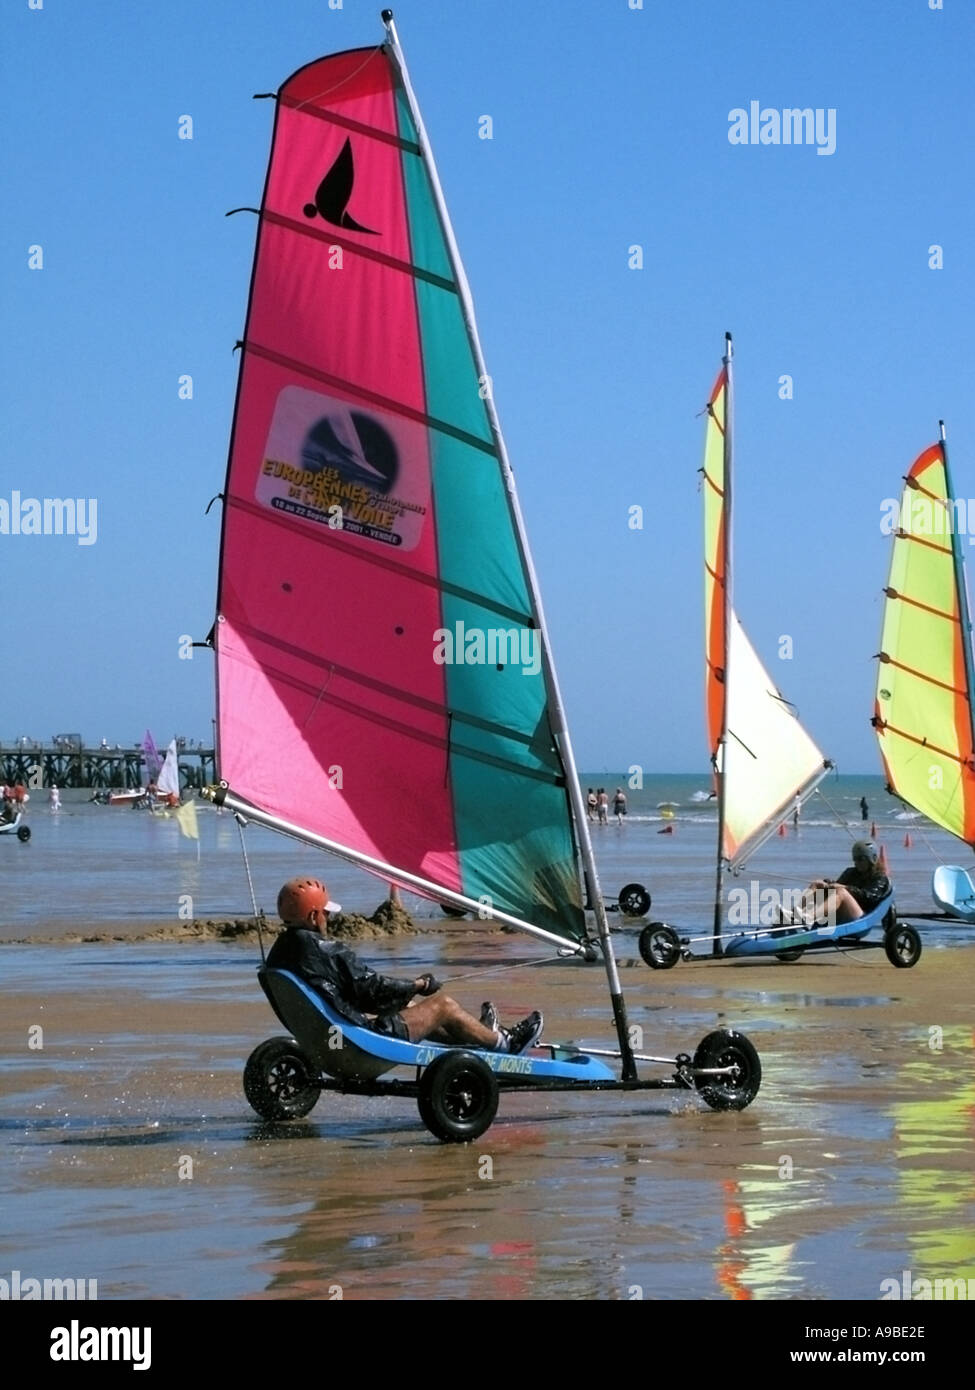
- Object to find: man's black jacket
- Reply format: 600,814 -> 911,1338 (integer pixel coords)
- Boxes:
836,866 -> 891,912
265,927 -> 416,1028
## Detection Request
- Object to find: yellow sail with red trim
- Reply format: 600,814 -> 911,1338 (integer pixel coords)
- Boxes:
704,348 -> 830,868
874,440 -> 975,845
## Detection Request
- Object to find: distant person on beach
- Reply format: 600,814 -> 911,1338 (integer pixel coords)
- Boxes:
49,784 -> 61,812
613,788 -> 627,824
860,796 -> 869,821
266,878 -> 544,1054
793,793 -> 801,830
586,788 -> 597,821
597,789 -> 609,824
785,842 -> 891,926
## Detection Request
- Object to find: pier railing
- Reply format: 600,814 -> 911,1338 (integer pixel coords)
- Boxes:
0,745 -> 215,791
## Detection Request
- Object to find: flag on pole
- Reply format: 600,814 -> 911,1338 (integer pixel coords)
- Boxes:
174,799 -> 199,840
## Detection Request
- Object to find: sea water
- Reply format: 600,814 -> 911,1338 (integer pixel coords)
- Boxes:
2,774 -> 970,946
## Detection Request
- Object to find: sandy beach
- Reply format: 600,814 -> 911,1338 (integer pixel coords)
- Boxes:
3,926 -> 973,1302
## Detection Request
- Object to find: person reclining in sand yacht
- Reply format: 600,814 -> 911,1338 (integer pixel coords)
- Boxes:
781,840 -> 891,926
265,878 -> 544,1054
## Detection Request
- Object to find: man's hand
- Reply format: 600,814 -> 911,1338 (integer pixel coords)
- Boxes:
415,973 -> 442,997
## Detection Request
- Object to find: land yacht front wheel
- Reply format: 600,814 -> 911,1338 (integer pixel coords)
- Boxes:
639,923 -> 681,970
693,1030 -> 761,1111
618,883 -> 651,918
243,1037 -> 321,1120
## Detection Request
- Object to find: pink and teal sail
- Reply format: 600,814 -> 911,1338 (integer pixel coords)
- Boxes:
215,33 -> 585,941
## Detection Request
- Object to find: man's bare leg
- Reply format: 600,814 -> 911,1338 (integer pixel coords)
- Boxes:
795,884 -> 864,925
829,887 -> 863,924
398,995 -> 500,1048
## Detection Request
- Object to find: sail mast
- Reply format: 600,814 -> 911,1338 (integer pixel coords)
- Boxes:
940,421 -> 975,761
381,10 -> 634,1075
711,332 -> 733,955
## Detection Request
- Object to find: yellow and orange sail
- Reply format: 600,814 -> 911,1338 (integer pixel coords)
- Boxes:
874,436 -> 975,845
704,341 -> 830,870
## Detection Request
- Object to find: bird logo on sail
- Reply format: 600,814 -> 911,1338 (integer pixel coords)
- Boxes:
303,138 -> 378,235
302,409 -> 397,492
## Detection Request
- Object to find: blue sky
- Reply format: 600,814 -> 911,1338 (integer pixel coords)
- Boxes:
2,0 -> 972,771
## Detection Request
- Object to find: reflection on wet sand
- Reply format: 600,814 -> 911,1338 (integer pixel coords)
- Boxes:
2,941 -> 975,1298
889,1028 -> 975,1288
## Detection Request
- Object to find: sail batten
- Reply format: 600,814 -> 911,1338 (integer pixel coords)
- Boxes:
276,95 -> 423,154
259,210 -> 459,290
875,437 -> 975,845
240,345 -> 496,453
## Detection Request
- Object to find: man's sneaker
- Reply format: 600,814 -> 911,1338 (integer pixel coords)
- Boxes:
505,1010 -> 544,1055
480,1001 -> 500,1031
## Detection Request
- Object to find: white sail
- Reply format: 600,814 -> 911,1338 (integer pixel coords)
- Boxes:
156,741 -> 180,801
721,613 -> 829,868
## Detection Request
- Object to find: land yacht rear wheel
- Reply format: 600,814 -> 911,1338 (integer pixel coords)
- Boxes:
243,1036 -> 321,1120
418,1051 -> 499,1143
885,923 -> 921,969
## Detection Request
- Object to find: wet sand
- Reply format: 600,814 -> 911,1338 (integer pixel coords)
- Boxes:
2,932 -> 974,1300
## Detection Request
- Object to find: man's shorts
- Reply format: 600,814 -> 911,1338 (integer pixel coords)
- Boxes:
371,1012 -> 409,1041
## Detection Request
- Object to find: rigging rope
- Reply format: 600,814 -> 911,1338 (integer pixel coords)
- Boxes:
236,814 -> 267,963
444,951 -> 571,986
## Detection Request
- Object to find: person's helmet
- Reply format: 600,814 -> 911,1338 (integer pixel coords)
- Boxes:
277,877 -> 342,924
851,840 -> 879,865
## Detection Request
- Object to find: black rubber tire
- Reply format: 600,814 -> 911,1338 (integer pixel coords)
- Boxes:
775,949 -> 802,962
439,902 -> 467,919
693,1029 -> 762,1111
16,825 -> 30,842
885,922 -> 922,969
639,923 -> 681,970
618,883 -> 652,918
242,1036 -> 321,1120
417,1051 -> 499,1143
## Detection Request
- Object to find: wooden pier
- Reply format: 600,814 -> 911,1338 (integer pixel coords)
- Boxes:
0,744 -> 215,791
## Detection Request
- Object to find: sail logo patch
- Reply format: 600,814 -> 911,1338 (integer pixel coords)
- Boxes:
258,386 -> 429,549
303,138 -> 379,235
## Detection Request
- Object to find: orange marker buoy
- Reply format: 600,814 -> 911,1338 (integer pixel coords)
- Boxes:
778,822 -> 787,837
879,843 -> 890,873
870,822 -> 878,838
904,832 -> 912,849
657,825 -> 674,835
